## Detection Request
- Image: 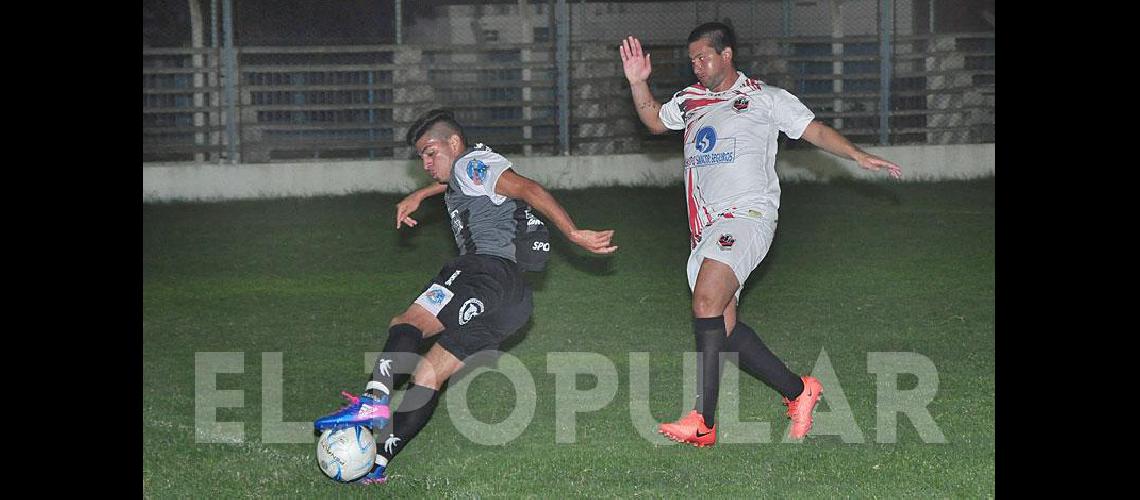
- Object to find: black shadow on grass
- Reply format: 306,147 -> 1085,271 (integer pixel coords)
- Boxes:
496,317 -> 533,354
551,236 -> 618,277
395,197 -> 448,249
735,225 -> 796,306
522,270 -> 549,292
789,151 -> 902,205
829,177 -> 903,206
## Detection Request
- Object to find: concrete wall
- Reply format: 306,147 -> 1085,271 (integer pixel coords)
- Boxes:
142,144 -> 994,202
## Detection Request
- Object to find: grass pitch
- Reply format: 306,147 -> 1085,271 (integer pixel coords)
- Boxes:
143,178 -> 995,497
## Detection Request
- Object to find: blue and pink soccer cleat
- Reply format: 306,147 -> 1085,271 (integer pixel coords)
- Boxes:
353,463 -> 387,485
314,391 -> 391,431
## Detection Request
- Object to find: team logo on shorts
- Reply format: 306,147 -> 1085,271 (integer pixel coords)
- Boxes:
459,298 -> 485,325
425,289 -> 447,304
732,96 -> 750,113
416,284 -> 455,316
467,159 -> 489,186
718,233 -> 735,250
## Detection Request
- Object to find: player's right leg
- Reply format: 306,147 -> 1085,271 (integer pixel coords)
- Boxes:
660,257 -> 738,447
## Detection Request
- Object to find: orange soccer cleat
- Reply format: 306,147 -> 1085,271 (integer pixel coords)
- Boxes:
783,375 -> 823,439
659,410 -> 717,447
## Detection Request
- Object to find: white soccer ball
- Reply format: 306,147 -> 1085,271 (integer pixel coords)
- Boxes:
316,426 -> 377,482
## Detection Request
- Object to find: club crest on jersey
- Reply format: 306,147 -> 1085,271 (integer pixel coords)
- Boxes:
467,159 -> 489,186
732,96 -> 750,113
718,234 -> 735,250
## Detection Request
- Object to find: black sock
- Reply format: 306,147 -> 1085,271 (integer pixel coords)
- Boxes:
377,383 -> 441,462
693,316 -> 726,428
727,321 -> 804,400
367,324 -> 422,398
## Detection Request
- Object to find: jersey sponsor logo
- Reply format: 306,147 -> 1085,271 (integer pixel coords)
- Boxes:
458,298 -> 485,325
467,159 -> 489,186
685,126 -> 736,168
732,96 -> 750,112
696,126 -> 717,153
415,284 -> 455,316
532,241 -> 550,252
718,233 -> 735,250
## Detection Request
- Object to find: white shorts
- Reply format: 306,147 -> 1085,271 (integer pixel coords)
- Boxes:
686,215 -> 777,301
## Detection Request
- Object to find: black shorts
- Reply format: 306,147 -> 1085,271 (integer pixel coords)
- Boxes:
413,254 -> 533,360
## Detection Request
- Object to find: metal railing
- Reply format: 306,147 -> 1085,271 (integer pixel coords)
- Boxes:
143,32 -> 993,163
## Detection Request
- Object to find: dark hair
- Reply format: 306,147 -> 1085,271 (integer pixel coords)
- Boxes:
687,22 -> 736,54
406,108 -> 467,147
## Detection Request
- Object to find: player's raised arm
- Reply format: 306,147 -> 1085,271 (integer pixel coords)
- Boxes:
395,182 -> 448,229
493,169 -> 617,255
620,36 -> 669,135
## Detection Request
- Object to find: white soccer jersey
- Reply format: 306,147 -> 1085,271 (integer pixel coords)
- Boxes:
660,71 -> 815,248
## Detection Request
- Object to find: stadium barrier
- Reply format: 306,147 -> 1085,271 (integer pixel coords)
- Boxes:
143,143 -> 994,202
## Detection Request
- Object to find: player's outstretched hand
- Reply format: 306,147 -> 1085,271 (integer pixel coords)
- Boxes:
856,153 -> 903,180
569,229 -> 618,255
396,194 -> 422,229
619,36 -> 652,84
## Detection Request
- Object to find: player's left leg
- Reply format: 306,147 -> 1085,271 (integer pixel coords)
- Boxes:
372,278 -> 532,466
710,216 -> 822,439
361,255 -> 531,484
725,320 -> 820,438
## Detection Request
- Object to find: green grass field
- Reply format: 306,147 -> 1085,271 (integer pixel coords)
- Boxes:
143,178 -> 995,497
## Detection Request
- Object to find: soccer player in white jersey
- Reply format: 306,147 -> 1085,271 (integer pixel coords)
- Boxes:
620,22 -> 902,446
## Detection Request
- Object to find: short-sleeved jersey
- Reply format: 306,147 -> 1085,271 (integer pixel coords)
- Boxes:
659,71 -> 815,248
444,144 -> 550,270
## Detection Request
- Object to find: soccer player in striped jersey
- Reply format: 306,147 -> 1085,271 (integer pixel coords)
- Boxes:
620,22 -> 902,446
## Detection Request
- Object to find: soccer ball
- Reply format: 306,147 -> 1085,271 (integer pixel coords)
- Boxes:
316,426 -> 377,482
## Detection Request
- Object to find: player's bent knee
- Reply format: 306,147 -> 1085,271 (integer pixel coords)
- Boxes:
413,346 -> 464,390
692,293 -> 728,318
390,305 -> 445,336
